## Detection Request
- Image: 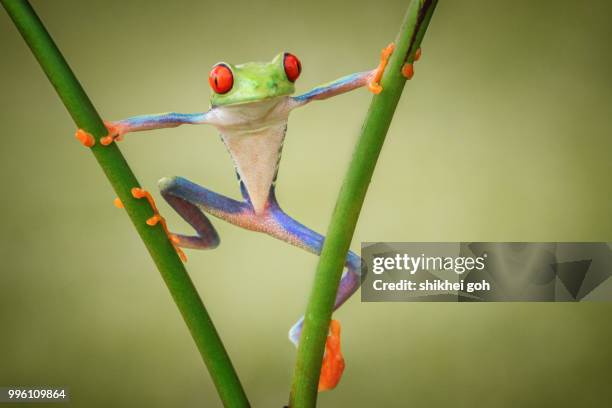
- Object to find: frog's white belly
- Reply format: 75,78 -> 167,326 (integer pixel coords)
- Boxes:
220,124 -> 286,213
211,97 -> 292,214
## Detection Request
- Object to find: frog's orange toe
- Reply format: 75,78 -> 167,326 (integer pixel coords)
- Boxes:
381,42 -> 395,60
401,63 -> 414,80
75,129 -> 95,147
131,187 -> 147,199
318,319 -> 345,392
414,47 -> 422,62
130,187 -> 187,262
146,214 -> 162,226
100,135 -> 115,146
367,82 -> 383,95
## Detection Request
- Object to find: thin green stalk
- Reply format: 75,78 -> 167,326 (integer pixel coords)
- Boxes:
1,1 -> 249,406
289,1 -> 438,406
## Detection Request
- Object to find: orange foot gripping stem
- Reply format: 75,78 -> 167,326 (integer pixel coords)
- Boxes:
115,188 -> 187,262
365,44 -> 423,94
74,121 -> 124,148
368,43 -> 395,95
318,319 -> 346,392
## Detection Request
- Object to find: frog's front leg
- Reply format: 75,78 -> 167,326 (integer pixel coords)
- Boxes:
75,111 -> 212,147
289,43 -> 396,108
290,70 -> 374,106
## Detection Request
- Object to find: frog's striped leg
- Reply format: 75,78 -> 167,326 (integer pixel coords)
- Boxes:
158,178 -> 360,391
264,193 -> 361,347
290,70 -> 374,106
159,177 -> 361,343
265,191 -> 360,391
159,177 -> 361,281
76,111 -> 213,147
113,111 -> 211,134
160,189 -> 220,250
157,176 -> 248,250
290,43 -> 396,108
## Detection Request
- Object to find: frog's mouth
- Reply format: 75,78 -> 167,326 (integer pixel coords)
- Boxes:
212,96 -> 290,127
211,92 -> 293,108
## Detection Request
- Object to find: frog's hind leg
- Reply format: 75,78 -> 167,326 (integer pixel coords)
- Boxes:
264,191 -> 361,391
158,176 -> 250,249
268,199 -> 361,347
161,179 -> 363,326
160,188 -> 219,250
159,177 -> 359,390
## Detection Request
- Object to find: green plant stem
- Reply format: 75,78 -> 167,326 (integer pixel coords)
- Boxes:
289,1 -> 438,406
1,1 -> 249,406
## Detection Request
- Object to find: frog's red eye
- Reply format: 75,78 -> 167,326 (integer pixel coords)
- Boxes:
283,53 -> 301,82
209,64 -> 233,94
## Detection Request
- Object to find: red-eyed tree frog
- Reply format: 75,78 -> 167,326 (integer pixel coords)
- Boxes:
75,44 -> 416,391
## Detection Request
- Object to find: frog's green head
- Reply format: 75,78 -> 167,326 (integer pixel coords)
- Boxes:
208,52 -> 301,107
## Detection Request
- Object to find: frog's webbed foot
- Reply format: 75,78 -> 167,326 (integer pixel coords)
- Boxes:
115,187 -> 187,262
318,320 -> 346,392
100,121 -> 126,146
367,43 -> 395,95
367,45 -> 423,94
74,121 -> 126,147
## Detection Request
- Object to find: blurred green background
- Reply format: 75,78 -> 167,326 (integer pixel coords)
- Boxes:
1,0 -> 611,406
